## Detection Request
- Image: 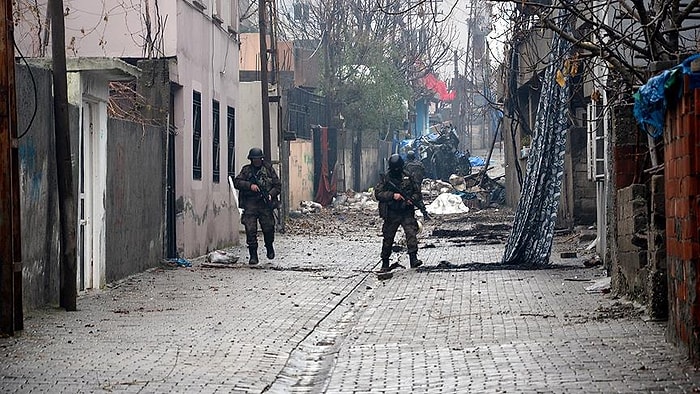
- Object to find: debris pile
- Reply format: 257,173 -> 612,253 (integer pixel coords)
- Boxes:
400,122 -> 471,181
331,190 -> 379,213
425,193 -> 470,215
420,173 -> 504,209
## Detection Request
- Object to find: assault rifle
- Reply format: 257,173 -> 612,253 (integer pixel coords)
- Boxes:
249,171 -> 280,221
384,175 -> 431,220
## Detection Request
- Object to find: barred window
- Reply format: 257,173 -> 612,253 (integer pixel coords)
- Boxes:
227,106 -> 236,178
213,100 -> 221,183
193,91 -> 202,180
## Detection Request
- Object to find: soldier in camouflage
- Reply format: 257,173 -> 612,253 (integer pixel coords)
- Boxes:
405,150 -> 425,187
374,154 -> 424,272
233,147 -> 282,265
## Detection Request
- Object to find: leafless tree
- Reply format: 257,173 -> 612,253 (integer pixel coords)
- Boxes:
492,0 -> 700,94
276,0 -> 459,130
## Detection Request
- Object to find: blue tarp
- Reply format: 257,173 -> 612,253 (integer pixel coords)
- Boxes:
469,156 -> 486,167
633,54 -> 700,138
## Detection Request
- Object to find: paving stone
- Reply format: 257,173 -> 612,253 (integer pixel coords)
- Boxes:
0,232 -> 699,392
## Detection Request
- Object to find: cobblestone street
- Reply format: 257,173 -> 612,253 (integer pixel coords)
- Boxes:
1,210 -> 699,393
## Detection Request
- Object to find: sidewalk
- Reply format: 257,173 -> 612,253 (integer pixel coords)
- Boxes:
1,218 -> 699,393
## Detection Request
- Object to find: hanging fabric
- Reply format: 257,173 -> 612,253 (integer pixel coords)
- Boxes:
502,5 -> 574,266
314,127 -> 337,206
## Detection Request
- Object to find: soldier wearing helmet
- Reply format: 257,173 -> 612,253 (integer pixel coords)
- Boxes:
233,147 -> 282,264
374,153 -> 424,272
404,150 -> 425,187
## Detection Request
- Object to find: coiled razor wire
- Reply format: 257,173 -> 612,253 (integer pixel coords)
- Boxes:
502,5 -> 574,267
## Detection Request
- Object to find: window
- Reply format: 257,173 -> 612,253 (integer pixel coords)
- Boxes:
213,100 -> 221,183
213,0 -> 223,23
193,91 -> 202,180
192,0 -> 206,11
227,106 -> 236,178
587,102 -> 606,182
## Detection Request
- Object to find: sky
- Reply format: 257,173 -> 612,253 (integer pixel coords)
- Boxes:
439,0 -> 510,76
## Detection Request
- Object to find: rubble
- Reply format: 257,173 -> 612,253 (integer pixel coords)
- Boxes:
425,193 -> 470,215
331,191 -> 379,213
400,122 -> 472,181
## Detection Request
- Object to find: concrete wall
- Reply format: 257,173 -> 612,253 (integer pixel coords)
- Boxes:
15,1 -> 245,259
664,75 -> 700,364
239,33 -> 294,73
570,126 -> 597,225
358,132 -> 384,191
288,140 -> 315,208
167,2 -> 241,258
14,0 -> 179,57
16,65 -> 60,310
236,82 -> 264,171
338,130 -> 354,192
105,120 -> 165,283
16,65 -> 80,310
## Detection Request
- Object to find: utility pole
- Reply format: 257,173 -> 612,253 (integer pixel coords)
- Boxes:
49,0 -> 77,311
0,0 -> 23,335
453,50 -> 463,146
259,0 -> 272,161
265,0 -> 287,231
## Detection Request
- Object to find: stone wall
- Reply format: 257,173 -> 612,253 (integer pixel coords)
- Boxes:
648,175 -> 667,320
612,184 -> 649,303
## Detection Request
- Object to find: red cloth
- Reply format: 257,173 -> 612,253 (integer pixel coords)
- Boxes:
314,127 -> 337,206
423,73 -> 455,101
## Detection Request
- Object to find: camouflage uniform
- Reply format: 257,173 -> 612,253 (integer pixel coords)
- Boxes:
374,170 -> 423,270
405,159 -> 425,187
233,161 -> 281,261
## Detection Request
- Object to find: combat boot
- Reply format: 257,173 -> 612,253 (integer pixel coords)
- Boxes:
263,232 -> 275,259
265,243 -> 275,259
248,246 -> 259,265
379,258 -> 390,273
409,253 -> 423,268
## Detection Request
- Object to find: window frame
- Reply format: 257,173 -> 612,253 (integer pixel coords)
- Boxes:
192,90 -> 202,180
212,99 -> 221,184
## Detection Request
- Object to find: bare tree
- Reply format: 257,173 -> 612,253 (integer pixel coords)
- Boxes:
491,0 -> 700,93
14,0 -> 168,59
276,0 -> 458,131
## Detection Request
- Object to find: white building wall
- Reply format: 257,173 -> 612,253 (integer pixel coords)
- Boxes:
173,1 -> 240,258
237,82 -> 264,172
14,0 -> 179,58
235,82 -> 281,168
15,0 -> 243,258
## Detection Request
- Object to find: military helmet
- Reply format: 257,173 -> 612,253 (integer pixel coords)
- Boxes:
247,147 -> 264,159
388,154 -> 404,171
406,150 -> 416,161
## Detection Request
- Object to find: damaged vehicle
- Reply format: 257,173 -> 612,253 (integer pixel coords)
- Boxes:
400,123 -> 472,181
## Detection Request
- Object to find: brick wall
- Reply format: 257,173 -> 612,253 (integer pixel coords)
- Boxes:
665,74 -> 700,364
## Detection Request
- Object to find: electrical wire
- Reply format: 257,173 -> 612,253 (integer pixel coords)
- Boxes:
13,37 -> 38,140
